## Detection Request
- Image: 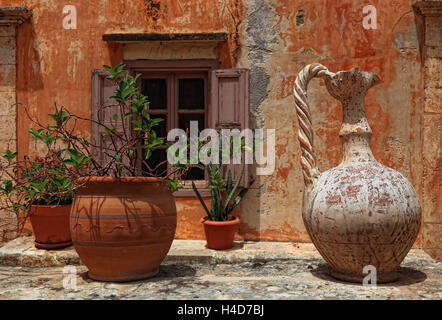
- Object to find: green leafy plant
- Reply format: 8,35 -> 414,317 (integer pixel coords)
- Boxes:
0,112 -> 89,234
9,64 -> 190,193
191,129 -> 255,221
0,63 -> 195,237
192,165 -> 253,221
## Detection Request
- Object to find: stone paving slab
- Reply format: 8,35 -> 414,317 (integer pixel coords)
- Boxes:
0,250 -> 440,300
0,236 -> 440,299
0,236 -> 319,267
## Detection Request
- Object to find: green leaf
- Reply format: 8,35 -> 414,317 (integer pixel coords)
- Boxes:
227,177 -> 254,215
3,150 -> 17,161
226,169 -> 233,197
144,149 -> 152,160
224,166 -> 244,213
165,178 -> 181,192
27,128 -> 44,140
192,181 -> 211,218
1,179 -> 14,194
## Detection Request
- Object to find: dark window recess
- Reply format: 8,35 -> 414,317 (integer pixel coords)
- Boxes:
142,148 -> 167,177
179,78 -> 205,109
177,78 -> 206,179
92,66 -> 250,188
139,76 -> 206,180
184,166 -> 205,181
178,113 -> 205,132
142,78 -> 167,109
152,114 -> 168,138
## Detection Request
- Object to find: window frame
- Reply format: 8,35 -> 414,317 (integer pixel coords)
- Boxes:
124,59 -> 219,197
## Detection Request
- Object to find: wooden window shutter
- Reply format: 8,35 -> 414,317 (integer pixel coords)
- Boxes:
210,69 -> 251,187
91,69 -> 131,171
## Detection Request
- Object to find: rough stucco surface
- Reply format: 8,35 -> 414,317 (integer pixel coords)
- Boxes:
0,0 -> 245,242
0,1 -> 438,253
0,243 -> 440,299
238,0 -> 426,244
420,7 -> 442,261
0,25 -> 17,241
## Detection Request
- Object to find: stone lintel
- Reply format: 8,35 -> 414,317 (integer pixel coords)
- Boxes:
0,7 -> 32,26
103,32 -> 228,43
413,1 -> 442,16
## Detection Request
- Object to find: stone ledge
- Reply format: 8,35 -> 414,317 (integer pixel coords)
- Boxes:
102,32 -> 228,43
0,237 -> 81,267
413,1 -> 442,16
0,236 -> 436,268
0,7 -> 32,25
0,236 -> 323,267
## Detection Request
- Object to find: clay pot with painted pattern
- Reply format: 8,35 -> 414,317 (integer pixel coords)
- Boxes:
294,64 -> 421,283
70,177 -> 176,282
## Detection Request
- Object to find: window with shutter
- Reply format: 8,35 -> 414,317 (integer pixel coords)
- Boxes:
210,69 -> 251,187
91,69 -> 131,172
91,62 -> 251,190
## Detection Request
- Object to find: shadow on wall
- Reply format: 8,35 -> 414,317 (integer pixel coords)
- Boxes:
16,18 -> 44,92
412,4 -> 425,64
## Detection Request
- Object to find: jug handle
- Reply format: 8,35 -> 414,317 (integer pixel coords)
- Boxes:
294,63 -> 332,189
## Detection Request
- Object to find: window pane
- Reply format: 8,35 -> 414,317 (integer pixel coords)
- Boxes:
142,79 -> 167,110
179,78 -> 204,109
142,148 -> 167,177
178,113 -> 204,132
184,166 -> 205,180
151,114 -> 167,138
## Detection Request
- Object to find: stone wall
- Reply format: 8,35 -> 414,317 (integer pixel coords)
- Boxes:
238,0 -> 425,243
414,0 -> 442,261
0,24 -> 17,240
0,1 -> 438,258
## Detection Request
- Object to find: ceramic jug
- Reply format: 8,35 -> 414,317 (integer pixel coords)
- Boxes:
294,64 -> 421,283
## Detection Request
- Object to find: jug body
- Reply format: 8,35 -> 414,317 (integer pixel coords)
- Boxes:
294,64 -> 421,282
304,161 -> 421,282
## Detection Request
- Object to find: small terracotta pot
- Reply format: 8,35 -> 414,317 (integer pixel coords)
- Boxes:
70,177 -> 177,282
29,204 -> 72,249
201,216 -> 239,250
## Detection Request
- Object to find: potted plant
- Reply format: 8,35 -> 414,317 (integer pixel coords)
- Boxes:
0,109 -> 88,249
26,64 -> 187,281
192,155 -> 254,250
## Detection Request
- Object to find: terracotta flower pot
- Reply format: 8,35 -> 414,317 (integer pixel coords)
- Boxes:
29,204 -> 72,249
70,177 -> 177,282
201,216 -> 239,250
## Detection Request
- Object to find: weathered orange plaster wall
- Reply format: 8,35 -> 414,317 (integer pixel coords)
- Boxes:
1,0 -> 426,243
0,0 -> 243,241
237,0 -> 424,244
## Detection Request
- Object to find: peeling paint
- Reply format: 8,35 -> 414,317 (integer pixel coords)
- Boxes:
0,0 -> 432,245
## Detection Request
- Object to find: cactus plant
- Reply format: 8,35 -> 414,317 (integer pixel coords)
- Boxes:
192,164 -> 253,221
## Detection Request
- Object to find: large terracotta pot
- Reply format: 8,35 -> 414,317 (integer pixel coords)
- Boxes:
70,177 -> 177,282
29,204 -> 72,249
201,216 -> 239,250
294,64 -> 421,283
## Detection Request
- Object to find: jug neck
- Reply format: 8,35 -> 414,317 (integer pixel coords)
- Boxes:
339,95 -> 376,165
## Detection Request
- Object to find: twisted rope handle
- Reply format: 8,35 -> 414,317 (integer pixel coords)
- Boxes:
294,63 -> 331,187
